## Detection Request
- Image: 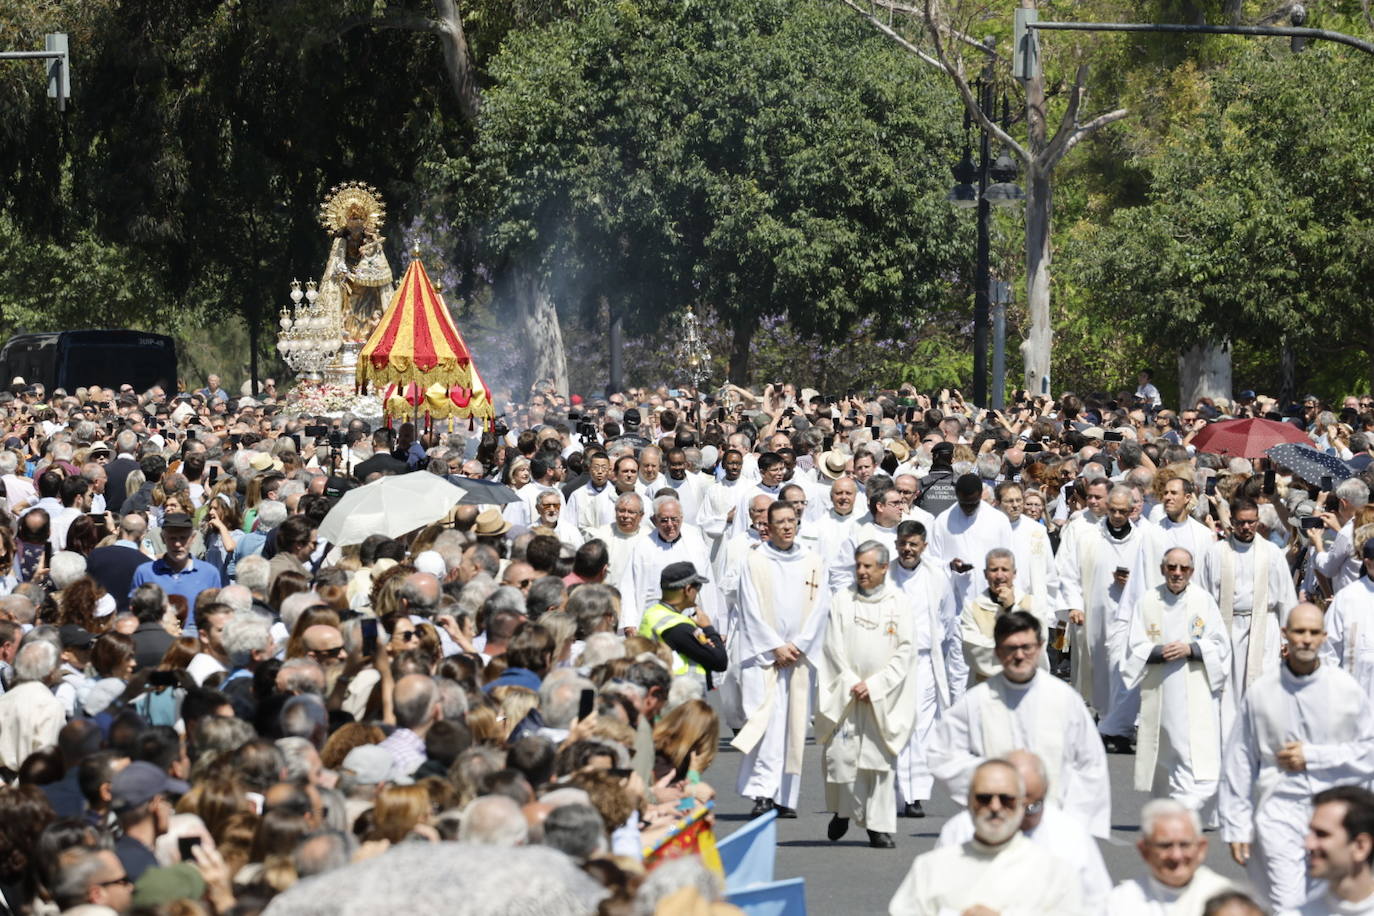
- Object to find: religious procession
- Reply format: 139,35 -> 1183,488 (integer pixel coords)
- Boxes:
9,0 -> 1374,911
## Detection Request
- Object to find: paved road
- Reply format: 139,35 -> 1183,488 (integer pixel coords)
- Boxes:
709,735 -> 1250,914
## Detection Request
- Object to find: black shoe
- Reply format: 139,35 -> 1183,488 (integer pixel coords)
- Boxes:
827,815 -> 850,842
749,797 -> 775,818
1102,734 -> 1135,755
775,805 -> 798,819
901,801 -> 925,818
867,830 -> 895,849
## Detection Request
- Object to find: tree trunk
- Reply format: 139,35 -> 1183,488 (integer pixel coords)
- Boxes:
1280,344 -> 1297,405
727,318 -> 755,385
509,266 -> 569,398
430,0 -> 480,123
1177,338 -> 1231,408
1020,163 -> 1053,398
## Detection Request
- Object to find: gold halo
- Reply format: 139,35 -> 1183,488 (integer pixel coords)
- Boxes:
318,181 -> 387,233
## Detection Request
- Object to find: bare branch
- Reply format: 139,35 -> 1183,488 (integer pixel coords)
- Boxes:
1043,64 -> 1088,161
1364,0 -> 1374,35
917,0 -> 1029,162
837,0 -> 943,69
863,0 -> 1005,58
1053,107 -> 1130,163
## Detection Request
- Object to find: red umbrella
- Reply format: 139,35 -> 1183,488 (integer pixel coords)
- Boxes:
1190,418 -> 1309,458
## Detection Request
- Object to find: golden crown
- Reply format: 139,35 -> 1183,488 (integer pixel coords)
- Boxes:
318,181 -> 387,233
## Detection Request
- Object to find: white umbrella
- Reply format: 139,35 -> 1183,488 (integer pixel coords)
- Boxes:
317,473 -> 461,547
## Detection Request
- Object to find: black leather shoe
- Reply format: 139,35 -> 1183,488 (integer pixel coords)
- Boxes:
1102,734 -> 1135,755
867,830 -> 896,849
749,797 -> 775,818
901,801 -> 925,818
827,815 -> 850,842
775,805 -> 798,819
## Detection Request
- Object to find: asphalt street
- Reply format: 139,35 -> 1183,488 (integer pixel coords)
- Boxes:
709,734 -> 1252,914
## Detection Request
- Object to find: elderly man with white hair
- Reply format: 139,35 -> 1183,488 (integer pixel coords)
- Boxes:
888,758 -> 1083,915
0,640 -> 64,769
616,495 -> 717,633
1108,798 -> 1236,913
936,749 -> 1111,912
586,492 -> 649,589
1312,477 -> 1372,594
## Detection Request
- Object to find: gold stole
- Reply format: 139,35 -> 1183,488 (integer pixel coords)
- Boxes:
1219,540 -> 1271,690
980,676 -> 1066,802
1134,588 -> 1219,791
730,549 -> 824,774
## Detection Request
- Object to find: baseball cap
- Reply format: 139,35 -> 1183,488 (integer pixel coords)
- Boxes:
660,561 -> 709,590
111,761 -> 189,812
59,625 -> 95,650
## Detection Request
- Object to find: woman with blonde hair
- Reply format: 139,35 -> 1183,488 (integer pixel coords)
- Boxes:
490,685 -> 540,741
652,699 -> 719,781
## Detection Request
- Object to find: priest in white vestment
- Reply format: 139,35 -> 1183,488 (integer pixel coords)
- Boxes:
1322,542 -> 1374,698
996,481 -> 1058,614
698,449 -> 747,576
1057,484 -> 1166,745
936,749 -> 1112,913
586,492 -> 648,591
1151,477 -> 1217,576
890,520 -> 954,819
1107,798 -> 1237,914
814,477 -> 860,568
531,489 -> 584,548
888,759 -> 1084,916
1198,498 -> 1298,729
1121,548 -> 1230,813
729,453 -> 787,538
662,447 -> 707,525
1221,603 -> 1374,911
567,451 -> 615,538
926,473 -> 1014,616
959,547 -> 1048,682
731,502 -> 830,818
616,496 -> 717,633
829,482 -> 904,592
816,540 -> 919,848
928,608 -> 1112,838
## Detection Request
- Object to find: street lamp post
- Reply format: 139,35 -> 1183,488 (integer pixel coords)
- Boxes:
949,57 -> 1022,408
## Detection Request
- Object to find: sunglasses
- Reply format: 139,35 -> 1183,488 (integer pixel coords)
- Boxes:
394,631 -> 419,642
308,646 -> 346,658
1164,563 -> 1193,571
973,793 -> 1020,808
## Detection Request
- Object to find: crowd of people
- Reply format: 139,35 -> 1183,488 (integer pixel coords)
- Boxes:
1,370 -> 1374,914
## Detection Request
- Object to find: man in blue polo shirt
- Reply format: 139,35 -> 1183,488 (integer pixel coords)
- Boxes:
129,512 -> 224,638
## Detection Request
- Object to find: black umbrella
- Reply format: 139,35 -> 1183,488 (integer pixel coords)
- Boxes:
444,475 -> 521,505
1264,442 -> 1357,486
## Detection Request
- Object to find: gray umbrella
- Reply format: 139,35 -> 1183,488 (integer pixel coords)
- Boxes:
1265,443 -> 1357,486
263,843 -> 606,916
445,475 -> 522,505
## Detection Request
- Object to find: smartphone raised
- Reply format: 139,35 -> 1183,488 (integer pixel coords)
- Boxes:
578,688 -> 596,721
1205,478 -> 1217,496
1300,516 -> 1326,530
361,619 -> 378,657
1322,475 -> 1335,491
178,836 -> 201,862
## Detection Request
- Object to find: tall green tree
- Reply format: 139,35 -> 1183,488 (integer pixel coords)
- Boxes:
1067,44 -> 1374,393
453,0 -> 972,383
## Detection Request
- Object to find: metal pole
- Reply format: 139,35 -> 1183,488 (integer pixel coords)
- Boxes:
972,75 -> 991,407
991,279 -> 1010,411
248,303 -> 260,397
1025,20 -> 1374,57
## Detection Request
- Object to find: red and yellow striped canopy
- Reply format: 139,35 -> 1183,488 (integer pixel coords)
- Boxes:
356,258 -> 495,425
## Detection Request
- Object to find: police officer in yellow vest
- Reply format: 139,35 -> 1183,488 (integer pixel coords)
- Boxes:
637,561 -> 729,688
